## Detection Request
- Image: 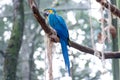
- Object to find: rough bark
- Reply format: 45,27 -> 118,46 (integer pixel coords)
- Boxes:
3,0 -> 24,80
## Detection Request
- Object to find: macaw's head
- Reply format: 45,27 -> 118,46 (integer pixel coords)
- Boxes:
43,8 -> 56,17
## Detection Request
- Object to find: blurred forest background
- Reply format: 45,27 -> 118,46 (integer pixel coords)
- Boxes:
0,0 -> 120,80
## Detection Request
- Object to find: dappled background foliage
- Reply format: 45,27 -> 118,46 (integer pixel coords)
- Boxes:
0,0 -> 115,80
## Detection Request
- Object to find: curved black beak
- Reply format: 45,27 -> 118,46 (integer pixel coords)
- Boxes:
43,10 -> 49,17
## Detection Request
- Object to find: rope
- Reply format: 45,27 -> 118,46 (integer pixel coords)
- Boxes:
107,1 -> 112,43
89,0 -> 95,51
89,0 -> 100,57
46,37 -> 53,80
44,35 -> 53,80
45,35 -> 47,80
99,2 -> 106,68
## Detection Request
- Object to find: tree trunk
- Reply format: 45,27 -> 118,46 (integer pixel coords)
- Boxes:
116,0 -> 120,49
116,0 -> 120,79
111,0 -> 120,80
3,0 -> 24,80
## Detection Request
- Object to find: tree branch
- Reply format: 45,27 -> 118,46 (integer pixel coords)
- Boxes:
96,0 -> 120,18
69,41 -> 120,59
28,0 -> 120,59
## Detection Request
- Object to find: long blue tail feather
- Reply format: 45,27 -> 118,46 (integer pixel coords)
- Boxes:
60,39 -> 70,76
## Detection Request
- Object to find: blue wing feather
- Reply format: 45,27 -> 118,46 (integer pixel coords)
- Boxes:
48,13 -> 70,75
48,14 -> 69,43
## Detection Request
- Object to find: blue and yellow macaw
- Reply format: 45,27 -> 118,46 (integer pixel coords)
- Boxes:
44,8 -> 70,75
